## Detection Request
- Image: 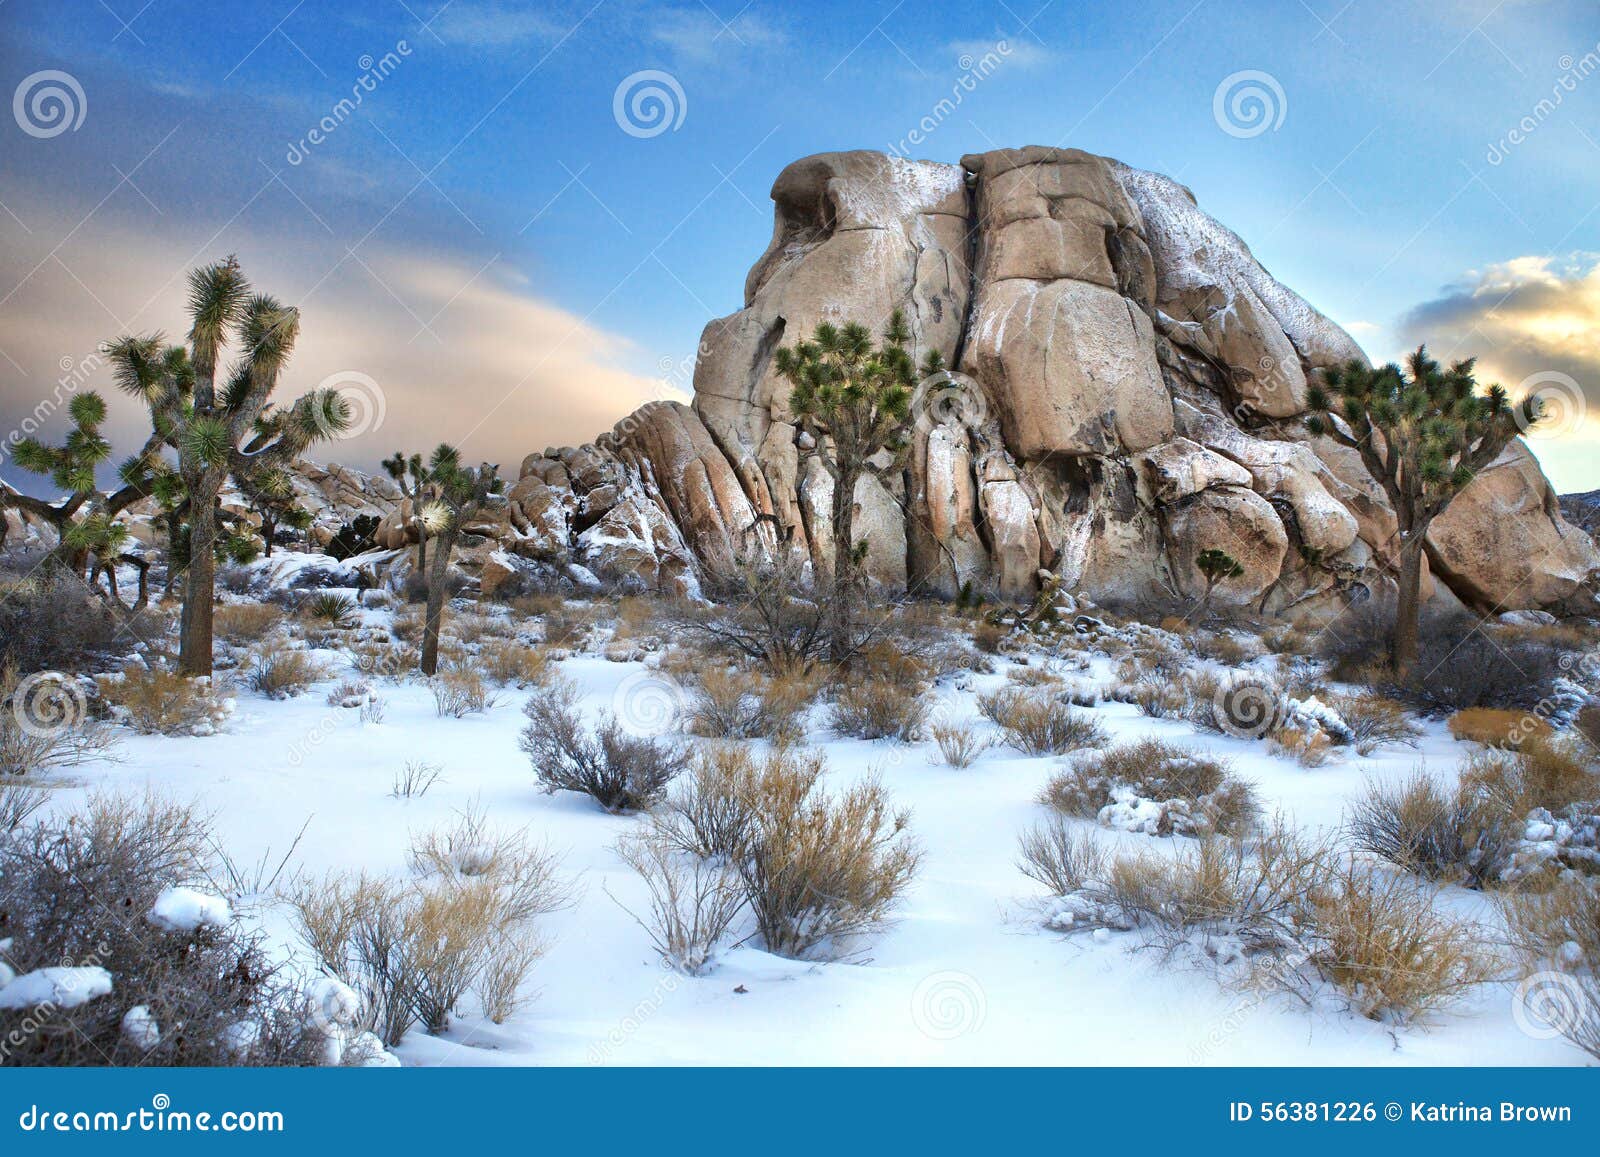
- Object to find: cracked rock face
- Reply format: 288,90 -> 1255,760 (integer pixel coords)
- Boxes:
350,147 -> 1600,615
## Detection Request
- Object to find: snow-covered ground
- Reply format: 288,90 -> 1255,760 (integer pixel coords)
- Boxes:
27,611 -> 1594,1067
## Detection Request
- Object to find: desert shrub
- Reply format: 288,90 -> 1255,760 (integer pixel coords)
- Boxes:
1394,619 -> 1567,713
1005,666 -> 1062,689
830,677 -> 925,742
1262,622 -> 1314,657
1459,740 -> 1597,825
1346,772 -> 1514,888
97,665 -> 231,736
1193,631 -> 1255,666
351,636 -> 413,681
684,667 -> 767,740
1131,676 -> 1188,719
978,687 -> 1107,756
647,746 -> 919,959
1266,725 -> 1336,767
1042,738 -> 1260,838
648,745 -> 773,861
214,603 -> 283,645
245,646 -> 332,699
325,678 -> 375,709
1017,815 -> 1107,896
431,664 -> 499,718
0,573 -> 167,674
0,779 -> 48,832
972,620 -> 1008,654
1330,692 -> 1424,756
732,759 -> 920,959
850,638 -> 936,690
0,793 -> 322,1065
480,639 -> 550,687
615,830 -> 747,974
1447,707 -> 1550,748
392,760 -> 443,799
1305,861 -> 1496,1021
541,607 -> 591,649
303,591 -> 359,628
446,609 -> 504,646
930,721 -> 990,768
1501,878 -> 1600,1058
520,679 -> 688,813
1,666 -> 119,777
292,816 -> 568,1042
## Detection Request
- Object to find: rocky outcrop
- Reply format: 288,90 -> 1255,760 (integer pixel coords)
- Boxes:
57,145 -> 1575,616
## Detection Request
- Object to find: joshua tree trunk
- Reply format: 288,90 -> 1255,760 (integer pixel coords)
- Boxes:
827,465 -> 858,665
180,497 -> 217,676
420,526 -> 456,677
1393,529 -> 1427,679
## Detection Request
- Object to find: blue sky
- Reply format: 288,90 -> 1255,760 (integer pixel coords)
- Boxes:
2,0 -> 1597,490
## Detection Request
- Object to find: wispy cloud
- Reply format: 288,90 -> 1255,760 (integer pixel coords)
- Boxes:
946,34 -> 1052,68
431,2 -> 563,48
648,7 -> 788,63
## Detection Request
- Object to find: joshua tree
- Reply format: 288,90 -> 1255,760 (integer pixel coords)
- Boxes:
3,391 -> 170,610
415,444 -> 502,676
1306,346 -> 1536,676
234,465 -> 312,558
1194,548 -> 1245,613
382,450 -> 433,573
105,257 -> 350,676
774,311 -> 937,663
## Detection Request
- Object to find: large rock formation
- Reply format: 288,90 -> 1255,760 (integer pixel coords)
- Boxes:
343,147 -> 1600,616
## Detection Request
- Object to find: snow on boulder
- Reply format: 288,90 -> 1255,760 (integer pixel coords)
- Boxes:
147,886 -> 232,933
0,966 -> 113,1010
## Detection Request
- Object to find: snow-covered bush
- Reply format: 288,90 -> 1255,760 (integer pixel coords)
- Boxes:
1041,738 -> 1259,838
212,603 -> 283,645
520,679 -> 688,813
96,665 -> 231,736
0,792 -> 322,1065
978,686 -> 1108,756
479,639 -> 551,688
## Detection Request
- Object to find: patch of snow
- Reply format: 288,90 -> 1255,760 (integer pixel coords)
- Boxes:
0,966 -> 113,1010
147,886 -> 232,933
121,1004 -> 161,1050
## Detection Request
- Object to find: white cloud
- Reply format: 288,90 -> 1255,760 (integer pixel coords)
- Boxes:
648,7 -> 787,62
431,3 -> 562,48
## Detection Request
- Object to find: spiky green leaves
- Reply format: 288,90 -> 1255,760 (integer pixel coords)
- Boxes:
186,256 -> 250,372
181,415 -> 231,467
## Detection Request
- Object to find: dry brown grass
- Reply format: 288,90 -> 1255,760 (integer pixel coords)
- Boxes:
246,645 -> 333,699
97,665 -> 231,736
1017,815 -> 1108,896
1306,862 -> 1497,1021
930,721 -> 991,768
682,665 -> 819,743
647,745 -> 920,960
1346,772 -> 1511,888
830,677 -> 926,742
214,602 -> 284,644
1448,707 -> 1551,748
1,665 -> 119,777
615,830 -> 746,974
1041,738 -> 1259,838
1329,692 -> 1424,756
480,639 -> 551,687
1459,739 -> 1597,822
978,686 -> 1108,756
1267,725 -> 1337,767
972,620 -> 1008,654
431,664 -> 499,717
